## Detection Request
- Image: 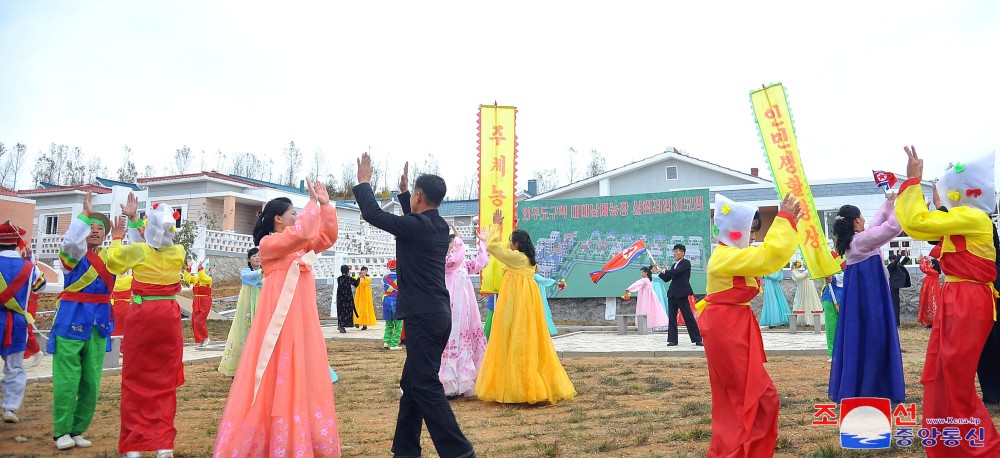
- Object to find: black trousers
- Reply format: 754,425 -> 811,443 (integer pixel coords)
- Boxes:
890,287 -> 901,327
667,296 -> 702,344
392,312 -> 475,458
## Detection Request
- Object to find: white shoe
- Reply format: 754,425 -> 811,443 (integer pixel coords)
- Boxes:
72,435 -> 93,447
55,434 -> 76,450
383,343 -> 390,349
827,358 -> 833,363
389,346 -> 402,351
27,352 -> 43,367
200,338 -> 211,347
2,410 -> 18,423
157,449 -> 175,458
125,452 -> 142,458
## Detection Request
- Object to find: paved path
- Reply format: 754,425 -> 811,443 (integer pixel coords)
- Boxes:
25,323 -> 825,382
553,330 -> 828,358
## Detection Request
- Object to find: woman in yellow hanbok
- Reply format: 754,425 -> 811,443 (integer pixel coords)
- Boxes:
353,267 -> 376,329
475,209 -> 576,404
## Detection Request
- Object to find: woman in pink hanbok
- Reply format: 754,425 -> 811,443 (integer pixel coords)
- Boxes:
624,266 -> 670,330
214,180 -> 341,458
439,225 -> 490,397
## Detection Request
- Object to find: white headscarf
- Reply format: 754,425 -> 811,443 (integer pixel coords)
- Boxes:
145,202 -> 178,249
714,194 -> 758,249
936,151 -> 996,213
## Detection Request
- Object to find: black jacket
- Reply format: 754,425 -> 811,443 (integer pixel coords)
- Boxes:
888,261 -> 911,289
352,183 -> 450,319
658,258 -> 694,298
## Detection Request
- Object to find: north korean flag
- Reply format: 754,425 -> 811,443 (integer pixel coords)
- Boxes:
589,240 -> 647,283
872,170 -> 898,191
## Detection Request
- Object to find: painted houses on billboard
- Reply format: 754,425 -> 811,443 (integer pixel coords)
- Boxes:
528,148 -> 938,260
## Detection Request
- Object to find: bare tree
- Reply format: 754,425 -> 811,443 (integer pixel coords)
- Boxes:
311,149 -> 325,181
565,147 -> 580,184
282,141 -> 302,186
339,161 -> 357,194
453,174 -> 479,200
0,142 -> 8,187
532,168 -> 559,194
230,152 -> 269,180
172,146 -> 192,174
585,148 -> 607,178
85,156 -> 106,183
117,145 -> 138,183
143,165 -> 156,178
8,143 -> 26,189
410,154 -> 440,179
214,149 -> 227,171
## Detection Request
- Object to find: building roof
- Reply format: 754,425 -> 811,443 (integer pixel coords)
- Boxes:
137,171 -> 266,188
19,184 -> 112,195
95,177 -> 142,191
438,200 -> 478,217
530,149 -> 771,200
0,186 -> 18,197
230,174 -> 308,195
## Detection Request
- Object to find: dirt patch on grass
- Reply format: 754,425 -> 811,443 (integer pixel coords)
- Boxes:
0,323 -> 991,457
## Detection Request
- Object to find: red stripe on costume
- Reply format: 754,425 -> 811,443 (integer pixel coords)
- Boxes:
705,277 -> 760,305
941,236 -> 996,284
58,291 -> 111,303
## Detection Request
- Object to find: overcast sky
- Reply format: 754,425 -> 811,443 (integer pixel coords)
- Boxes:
1,0 -> 998,194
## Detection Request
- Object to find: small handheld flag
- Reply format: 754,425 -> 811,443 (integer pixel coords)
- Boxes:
589,240 -> 647,283
872,170 -> 898,191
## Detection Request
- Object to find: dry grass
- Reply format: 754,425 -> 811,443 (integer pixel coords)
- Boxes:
2,322 -> 997,457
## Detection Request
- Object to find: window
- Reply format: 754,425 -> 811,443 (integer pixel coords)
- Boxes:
44,216 -> 58,235
665,166 -> 678,180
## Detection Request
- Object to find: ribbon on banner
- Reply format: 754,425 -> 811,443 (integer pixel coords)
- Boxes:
750,83 -> 841,279
478,104 -> 518,293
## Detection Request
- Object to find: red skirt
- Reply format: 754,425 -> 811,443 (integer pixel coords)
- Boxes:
119,281 -> 184,453
921,281 -> 1000,457
700,303 -> 778,458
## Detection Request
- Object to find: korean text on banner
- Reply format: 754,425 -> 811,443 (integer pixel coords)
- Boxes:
750,83 -> 841,279
478,105 -> 517,293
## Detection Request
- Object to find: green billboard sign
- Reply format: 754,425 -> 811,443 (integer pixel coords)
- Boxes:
518,189 -> 712,298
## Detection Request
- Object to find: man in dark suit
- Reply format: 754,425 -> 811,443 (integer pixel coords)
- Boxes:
887,254 -> 910,328
654,244 -> 703,346
353,153 -> 475,458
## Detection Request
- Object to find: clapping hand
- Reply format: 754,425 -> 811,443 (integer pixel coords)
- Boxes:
357,153 -> 373,185
492,209 -> 503,226
399,162 -> 409,194
778,193 -> 804,222
121,192 -> 139,220
111,216 -> 126,239
904,145 -> 923,182
83,191 -> 93,215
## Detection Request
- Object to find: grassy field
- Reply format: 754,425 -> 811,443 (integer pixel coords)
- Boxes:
3,322 -> 1000,457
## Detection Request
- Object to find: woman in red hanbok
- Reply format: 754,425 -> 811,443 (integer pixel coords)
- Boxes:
697,193 -> 802,458
214,180 -> 342,458
917,255 -> 941,327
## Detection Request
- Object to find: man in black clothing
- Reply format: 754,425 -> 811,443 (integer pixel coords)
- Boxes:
654,244 -> 703,346
887,254 -> 910,327
353,153 -> 475,458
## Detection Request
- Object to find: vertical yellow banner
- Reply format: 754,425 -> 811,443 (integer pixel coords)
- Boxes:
750,84 -> 841,279
478,105 -> 517,293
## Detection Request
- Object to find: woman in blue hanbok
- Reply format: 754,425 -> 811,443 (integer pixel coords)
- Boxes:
533,267 -> 559,336
758,270 -> 790,327
828,196 -> 905,402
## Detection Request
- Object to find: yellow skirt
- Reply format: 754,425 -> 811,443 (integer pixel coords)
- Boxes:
354,282 -> 377,326
475,272 -> 576,404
